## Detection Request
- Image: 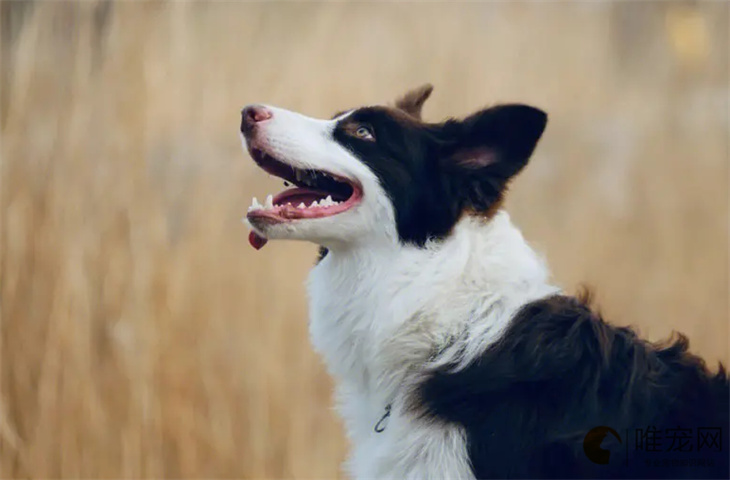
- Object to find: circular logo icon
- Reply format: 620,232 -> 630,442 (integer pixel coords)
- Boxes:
583,426 -> 622,465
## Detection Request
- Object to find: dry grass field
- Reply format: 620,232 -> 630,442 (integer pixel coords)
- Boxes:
0,1 -> 727,478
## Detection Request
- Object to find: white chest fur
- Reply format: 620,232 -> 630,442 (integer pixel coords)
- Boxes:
306,212 -> 559,479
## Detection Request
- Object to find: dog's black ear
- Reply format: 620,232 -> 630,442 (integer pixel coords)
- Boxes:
395,84 -> 434,120
441,104 -> 547,211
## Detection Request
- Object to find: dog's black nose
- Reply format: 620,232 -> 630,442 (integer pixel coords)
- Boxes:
241,105 -> 272,135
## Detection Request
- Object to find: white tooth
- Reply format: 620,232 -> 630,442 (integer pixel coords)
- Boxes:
325,195 -> 333,205
265,195 -> 274,208
297,202 -> 306,208
252,197 -> 261,207
310,200 -> 319,207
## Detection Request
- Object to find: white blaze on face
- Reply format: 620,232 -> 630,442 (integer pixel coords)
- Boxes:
241,106 -> 398,250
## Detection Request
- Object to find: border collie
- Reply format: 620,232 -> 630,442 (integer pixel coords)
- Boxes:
240,85 -> 728,479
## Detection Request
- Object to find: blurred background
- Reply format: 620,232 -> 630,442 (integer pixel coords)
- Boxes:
1,1 -> 727,478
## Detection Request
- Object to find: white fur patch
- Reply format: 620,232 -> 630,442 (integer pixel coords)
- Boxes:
308,213 -> 560,479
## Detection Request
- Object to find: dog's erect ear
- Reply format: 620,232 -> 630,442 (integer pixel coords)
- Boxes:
395,84 -> 434,120
441,104 -> 547,211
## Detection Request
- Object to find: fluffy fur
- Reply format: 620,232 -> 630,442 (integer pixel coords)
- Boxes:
415,292 -> 729,479
240,85 -> 729,479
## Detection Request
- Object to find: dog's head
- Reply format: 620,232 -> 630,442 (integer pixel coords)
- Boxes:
241,85 -> 547,250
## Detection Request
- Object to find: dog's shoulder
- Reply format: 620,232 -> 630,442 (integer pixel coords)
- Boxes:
413,293 -> 611,422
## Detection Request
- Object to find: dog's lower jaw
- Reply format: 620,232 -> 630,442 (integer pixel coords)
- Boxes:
306,211 -> 560,479
246,198 -> 400,252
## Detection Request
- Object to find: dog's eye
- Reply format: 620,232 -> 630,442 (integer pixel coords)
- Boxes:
354,126 -> 375,141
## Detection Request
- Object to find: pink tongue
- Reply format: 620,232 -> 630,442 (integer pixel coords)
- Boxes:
249,231 -> 268,250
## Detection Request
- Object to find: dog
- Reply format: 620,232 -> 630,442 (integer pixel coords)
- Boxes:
240,85 -> 728,479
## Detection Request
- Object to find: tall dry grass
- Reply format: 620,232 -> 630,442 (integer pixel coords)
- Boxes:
0,1 -> 727,478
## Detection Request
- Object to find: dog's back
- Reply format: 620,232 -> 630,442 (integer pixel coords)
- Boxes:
416,294 -> 729,479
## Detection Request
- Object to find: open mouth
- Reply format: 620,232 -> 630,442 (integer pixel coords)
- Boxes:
245,146 -> 363,248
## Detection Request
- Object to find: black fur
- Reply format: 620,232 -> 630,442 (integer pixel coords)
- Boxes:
331,105 -> 547,246
415,294 -> 729,479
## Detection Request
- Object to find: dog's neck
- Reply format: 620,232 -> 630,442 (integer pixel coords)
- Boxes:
307,211 -> 560,406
